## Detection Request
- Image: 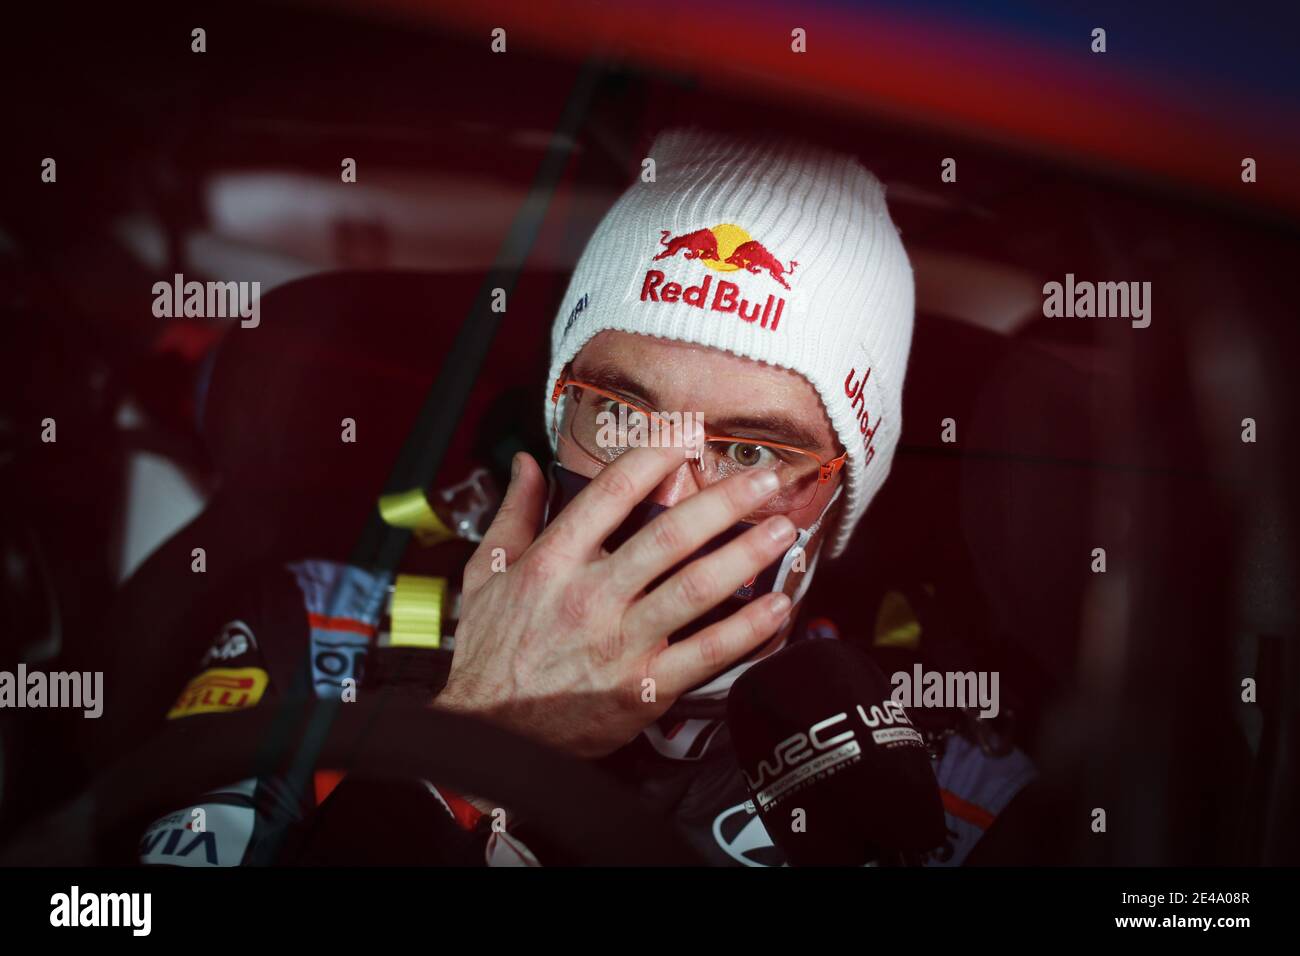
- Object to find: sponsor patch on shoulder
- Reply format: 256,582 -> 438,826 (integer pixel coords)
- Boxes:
140,797 -> 256,867
200,620 -> 257,667
167,667 -> 269,720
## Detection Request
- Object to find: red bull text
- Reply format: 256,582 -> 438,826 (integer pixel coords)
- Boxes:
640,270 -> 786,330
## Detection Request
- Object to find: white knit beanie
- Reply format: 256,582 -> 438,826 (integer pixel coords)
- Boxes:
546,126 -> 914,559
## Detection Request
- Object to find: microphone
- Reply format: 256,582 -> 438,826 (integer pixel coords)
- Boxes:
726,639 -> 947,866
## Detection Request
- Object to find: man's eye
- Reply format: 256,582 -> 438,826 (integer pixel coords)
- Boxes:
601,399 -> 640,419
724,442 -> 777,468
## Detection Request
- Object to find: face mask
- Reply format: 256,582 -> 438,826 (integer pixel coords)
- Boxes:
544,463 -> 842,646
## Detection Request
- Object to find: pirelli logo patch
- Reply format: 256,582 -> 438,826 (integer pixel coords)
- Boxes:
167,667 -> 269,720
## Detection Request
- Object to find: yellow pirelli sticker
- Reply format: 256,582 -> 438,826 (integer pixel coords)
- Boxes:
167,667 -> 269,720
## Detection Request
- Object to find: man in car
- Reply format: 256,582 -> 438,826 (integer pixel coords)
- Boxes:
141,127 -> 1035,867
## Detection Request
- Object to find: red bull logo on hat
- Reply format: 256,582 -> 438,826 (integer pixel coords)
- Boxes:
641,223 -> 795,331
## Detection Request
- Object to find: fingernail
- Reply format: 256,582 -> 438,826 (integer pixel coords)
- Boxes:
769,593 -> 792,617
767,516 -> 796,542
510,453 -> 521,480
750,470 -> 780,494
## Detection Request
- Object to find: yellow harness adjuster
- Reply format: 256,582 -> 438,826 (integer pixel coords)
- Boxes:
389,574 -> 447,649
378,488 -> 457,546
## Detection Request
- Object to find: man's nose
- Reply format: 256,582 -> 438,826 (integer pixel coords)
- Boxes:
647,460 -> 705,508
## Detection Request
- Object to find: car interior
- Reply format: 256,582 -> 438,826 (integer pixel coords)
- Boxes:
2,3 -> 1297,865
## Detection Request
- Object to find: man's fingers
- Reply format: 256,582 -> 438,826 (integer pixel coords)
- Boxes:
535,425 -> 702,558
463,452 -> 545,594
623,514 -> 796,644
651,591 -> 791,700
606,469 -> 784,598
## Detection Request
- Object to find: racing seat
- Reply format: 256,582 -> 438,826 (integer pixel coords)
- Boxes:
86,269 -> 563,767
818,311 -> 1104,751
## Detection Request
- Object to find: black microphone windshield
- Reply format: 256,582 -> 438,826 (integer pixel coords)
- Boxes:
727,639 -> 947,865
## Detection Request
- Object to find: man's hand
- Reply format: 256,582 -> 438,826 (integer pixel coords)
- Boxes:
435,437 -> 797,758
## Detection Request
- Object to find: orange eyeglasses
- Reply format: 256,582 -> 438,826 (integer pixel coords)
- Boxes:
551,372 -> 846,516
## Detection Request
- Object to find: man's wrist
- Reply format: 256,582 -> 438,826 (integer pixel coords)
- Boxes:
430,676 -> 469,712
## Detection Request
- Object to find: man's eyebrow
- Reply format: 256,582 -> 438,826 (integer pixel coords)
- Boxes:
571,361 -> 831,453
707,413 -> 827,452
571,362 -> 660,406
